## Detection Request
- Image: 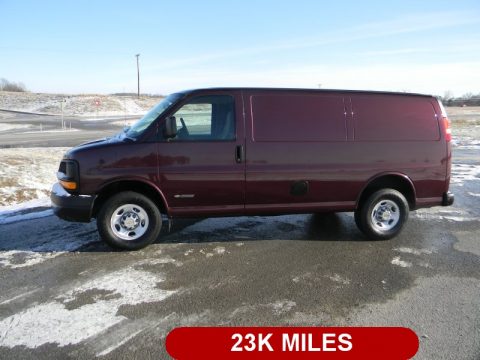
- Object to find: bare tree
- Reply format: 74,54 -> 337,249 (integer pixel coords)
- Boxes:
0,78 -> 27,92
442,90 -> 454,101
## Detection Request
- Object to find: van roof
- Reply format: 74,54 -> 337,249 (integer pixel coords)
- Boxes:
180,87 -> 434,98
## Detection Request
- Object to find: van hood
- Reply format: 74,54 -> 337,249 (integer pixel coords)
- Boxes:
64,133 -> 129,159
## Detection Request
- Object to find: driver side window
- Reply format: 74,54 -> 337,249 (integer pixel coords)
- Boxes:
170,95 -> 235,141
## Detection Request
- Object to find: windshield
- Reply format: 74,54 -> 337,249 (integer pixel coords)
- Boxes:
125,93 -> 184,139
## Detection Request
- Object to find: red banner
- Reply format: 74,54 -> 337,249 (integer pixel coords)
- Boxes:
166,327 -> 419,359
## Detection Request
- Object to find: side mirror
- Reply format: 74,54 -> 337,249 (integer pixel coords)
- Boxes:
164,116 -> 177,138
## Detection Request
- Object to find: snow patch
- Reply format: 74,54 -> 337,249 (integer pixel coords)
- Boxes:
0,147 -> 68,206
0,209 -> 53,225
451,164 -> 480,186
23,128 -> 79,134
0,123 -> 31,132
455,139 -> 480,150
135,256 -> 181,266
0,249 -> 60,269
0,213 -> 98,269
391,256 -> 412,268
414,208 -> 476,222
200,246 -> 228,258
0,289 -> 39,306
326,273 -> 351,285
0,92 -> 161,117
213,246 -> 226,255
0,267 -> 176,348
0,198 -> 51,214
270,300 -> 296,315
292,272 -> 313,284
417,261 -> 431,268
394,247 -> 433,256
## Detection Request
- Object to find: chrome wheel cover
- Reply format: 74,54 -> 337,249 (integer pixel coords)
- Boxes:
371,199 -> 400,232
110,203 -> 149,240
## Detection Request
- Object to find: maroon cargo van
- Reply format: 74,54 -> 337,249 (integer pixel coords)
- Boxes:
51,88 -> 454,250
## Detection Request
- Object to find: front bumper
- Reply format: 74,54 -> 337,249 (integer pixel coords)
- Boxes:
442,191 -> 454,206
50,182 -> 96,222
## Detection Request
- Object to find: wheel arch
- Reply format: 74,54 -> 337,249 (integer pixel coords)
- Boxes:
356,173 -> 416,210
92,178 -> 169,218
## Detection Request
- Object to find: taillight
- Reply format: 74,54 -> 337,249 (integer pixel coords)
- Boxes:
443,116 -> 451,142
437,100 -> 451,142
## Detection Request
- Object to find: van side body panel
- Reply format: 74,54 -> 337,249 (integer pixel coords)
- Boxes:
242,90 -> 448,214
350,94 -> 448,206
244,91 -> 357,213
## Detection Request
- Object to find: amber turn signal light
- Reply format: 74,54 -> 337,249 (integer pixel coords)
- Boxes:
60,180 -> 77,190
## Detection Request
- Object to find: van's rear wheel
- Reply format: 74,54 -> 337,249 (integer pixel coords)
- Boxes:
97,191 -> 162,250
355,189 -> 408,240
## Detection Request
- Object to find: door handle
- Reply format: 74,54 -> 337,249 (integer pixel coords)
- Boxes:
235,145 -> 244,163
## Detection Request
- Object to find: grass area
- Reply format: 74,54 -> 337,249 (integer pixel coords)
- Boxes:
0,148 -> 67,206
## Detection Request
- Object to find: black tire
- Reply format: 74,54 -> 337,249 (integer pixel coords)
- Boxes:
354,210 -> 364,232
356,189 -> 409,240
97,191 -> 162,250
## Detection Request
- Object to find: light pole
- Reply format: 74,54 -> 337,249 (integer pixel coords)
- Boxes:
60,97 -> 66,130
135,53 -> 140,98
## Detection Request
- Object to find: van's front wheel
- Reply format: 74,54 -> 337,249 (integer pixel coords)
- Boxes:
97,191 -> 162,250
355,189 -> 409,240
